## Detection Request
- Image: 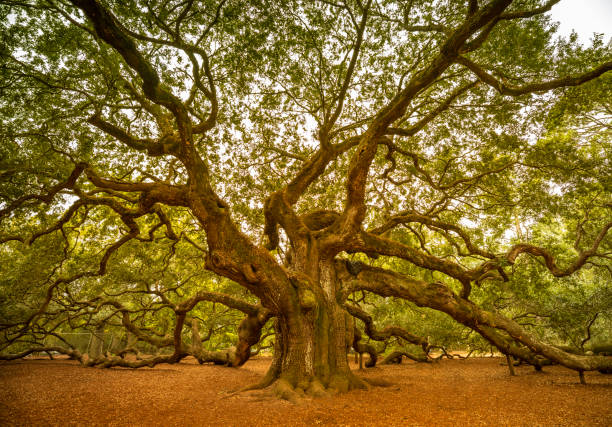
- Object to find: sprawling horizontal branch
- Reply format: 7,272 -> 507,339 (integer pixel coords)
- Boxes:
351,231 -> 471,282
191,306 -> 272,367
178,291 -> 265,317
380,349 -> 429,364
89,310 -> 189,368
350,216 -> 607,298
84,167 -> 188,207
350,264 -> 612,372
50,295 -> 174,349
0,346 -> 84,362
462,220 -> 612,285
87,114 -> 178,156
0,344 -> 189,368
1,276 -> 276,368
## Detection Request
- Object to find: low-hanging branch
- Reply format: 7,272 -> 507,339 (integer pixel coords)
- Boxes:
349,264 -> 612,372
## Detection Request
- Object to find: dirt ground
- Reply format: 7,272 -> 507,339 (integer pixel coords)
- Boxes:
1,356 -> 611,426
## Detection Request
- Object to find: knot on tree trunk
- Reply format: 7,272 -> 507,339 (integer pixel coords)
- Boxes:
345,259 -> 364,276
241,263 -> 259,284
288,271 -> 318,311
206,251 -> 260,285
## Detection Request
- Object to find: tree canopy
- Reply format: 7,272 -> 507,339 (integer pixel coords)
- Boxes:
0,0 -> 611,396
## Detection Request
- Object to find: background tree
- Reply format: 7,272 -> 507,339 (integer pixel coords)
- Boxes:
0,0 -> 610,398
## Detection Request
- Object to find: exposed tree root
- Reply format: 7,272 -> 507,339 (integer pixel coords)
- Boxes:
273,378 -> 302,403
224,368 -> 382,403
222,357 -> 281,399
271,374 -> 371,402
362,377 -> 395,387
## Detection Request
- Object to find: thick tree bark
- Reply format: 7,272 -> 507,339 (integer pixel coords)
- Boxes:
262,256 -> 367,398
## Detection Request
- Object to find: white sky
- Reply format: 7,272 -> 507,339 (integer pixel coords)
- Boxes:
548,0 -> 612,44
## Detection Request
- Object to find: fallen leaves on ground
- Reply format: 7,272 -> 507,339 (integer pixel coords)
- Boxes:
0,356 -> 610,426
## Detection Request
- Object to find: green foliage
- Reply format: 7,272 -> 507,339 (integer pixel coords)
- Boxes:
0,0 -> 610,359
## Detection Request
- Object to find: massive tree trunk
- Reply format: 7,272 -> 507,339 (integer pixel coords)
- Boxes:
268,255 -> 365,397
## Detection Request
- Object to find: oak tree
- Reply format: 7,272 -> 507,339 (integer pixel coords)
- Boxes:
1,0 -> 611,397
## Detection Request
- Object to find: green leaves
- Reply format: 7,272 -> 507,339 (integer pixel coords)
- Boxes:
1,0 -> 610,360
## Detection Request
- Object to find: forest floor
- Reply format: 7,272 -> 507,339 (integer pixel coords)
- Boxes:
1,355 -> 611,426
